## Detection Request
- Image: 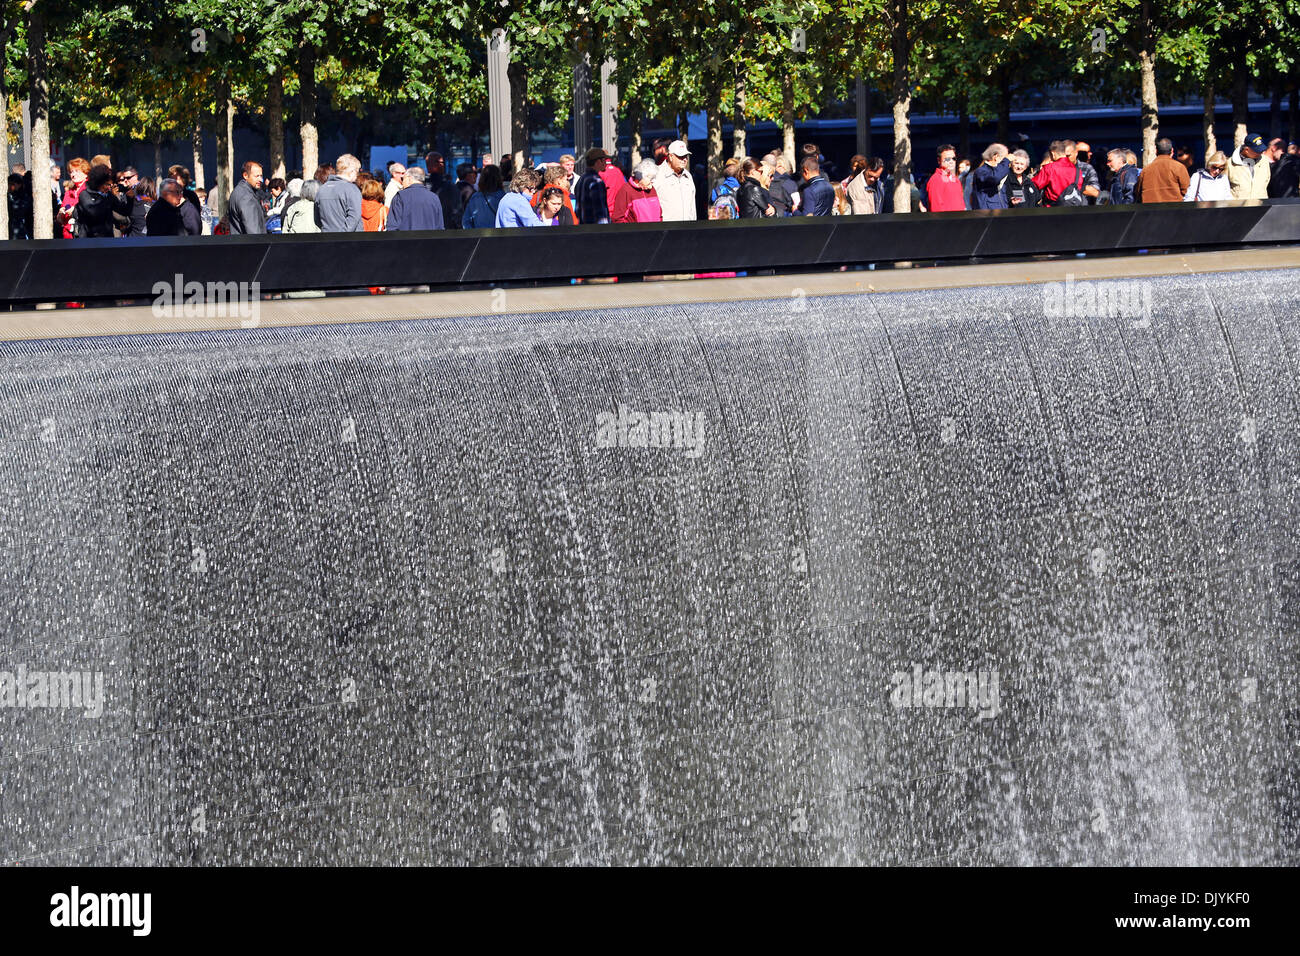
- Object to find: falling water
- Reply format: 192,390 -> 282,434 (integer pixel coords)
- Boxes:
1,268 -> 1297,865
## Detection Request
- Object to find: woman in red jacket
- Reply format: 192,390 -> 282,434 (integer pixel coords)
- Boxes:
925,144 -> 967,212
57,157 -> 91,238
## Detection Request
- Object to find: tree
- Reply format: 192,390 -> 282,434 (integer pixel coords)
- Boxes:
26,0 -> 49,237
0,0 -> 32,240
1080,0 -> 1182,163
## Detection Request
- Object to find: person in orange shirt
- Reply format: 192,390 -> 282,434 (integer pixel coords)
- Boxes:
360,177 -> 388,230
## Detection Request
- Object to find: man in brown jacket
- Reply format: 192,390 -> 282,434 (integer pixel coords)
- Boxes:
1135,137 -> 1190,203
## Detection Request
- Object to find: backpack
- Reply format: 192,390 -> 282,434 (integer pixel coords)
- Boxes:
1054,166 -> 1086,206
710,192 -> 739,220
265,212 -> 283,234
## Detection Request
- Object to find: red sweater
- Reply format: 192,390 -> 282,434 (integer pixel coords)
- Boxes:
926,170 -> 966,211
1032,156 -> 1079,204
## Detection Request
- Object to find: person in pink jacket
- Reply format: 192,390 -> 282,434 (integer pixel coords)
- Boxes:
57,157 -> 90,238
612,160 -> 662,223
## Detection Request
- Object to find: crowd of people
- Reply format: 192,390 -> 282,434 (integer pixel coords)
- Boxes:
6,131 -> 1298,240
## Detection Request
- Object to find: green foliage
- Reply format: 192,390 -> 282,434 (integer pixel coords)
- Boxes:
5,0 -> 1298,152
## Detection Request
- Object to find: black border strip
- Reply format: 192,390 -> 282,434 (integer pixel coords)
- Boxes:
1,199 -> 1296,304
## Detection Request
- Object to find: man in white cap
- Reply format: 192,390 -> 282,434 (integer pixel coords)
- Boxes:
655,140 -> 697,221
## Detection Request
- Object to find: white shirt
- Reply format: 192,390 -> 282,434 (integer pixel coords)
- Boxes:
1183,170 -> 1231,202
655,161 -> 697,221
384,177 -> 403,207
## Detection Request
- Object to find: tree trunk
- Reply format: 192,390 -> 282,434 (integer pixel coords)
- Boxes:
996,66 -> 1011,144
572,57 -> 592,165
507,58 -> 528,169
1202,80 -> 1216,160
0,26 -> 10,239
192,123 -> 205,188
1270,77 -> 1283,140
1138,1 -> 1159,165
781,70 -> 795,171
856,78 -> 870,158
958,96 -> 970,160
154,132 -> 163,184
1232,69 -> 1248,148
28,3 -> 52,239
1290,87 -> 1298,144
268,66 -> 285,180
891,0 -> 912,213
352,112 -> 372,166
215,75 -> 232,218
1139,50 -> 1158,163
631,111 -> 642,166
733,66 -> 747,159
300,42 -> 319,178
226,99 -> 235,185
706,86 -> 723,190
225,95 -> 235,192
678,112 -> 689,147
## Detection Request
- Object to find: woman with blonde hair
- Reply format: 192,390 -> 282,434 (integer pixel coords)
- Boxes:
1184,151 -> 1231,202
832,181 -> 850,215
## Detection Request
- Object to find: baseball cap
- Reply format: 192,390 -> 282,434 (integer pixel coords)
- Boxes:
1242,133 -> 1267,153
584,147 -> 611,165
668,140 -> 691,158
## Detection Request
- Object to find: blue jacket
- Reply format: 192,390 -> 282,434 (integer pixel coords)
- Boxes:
800,175 -> 835,216
575,171 -> 609,224
462,189 -> 504,229
427,172 -> 463,229
387,183 -> 445,231
710,176 -> 740,203
495,191 -> 541,227
1110,164 -> 1140,204
971,159 -> 1010,210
